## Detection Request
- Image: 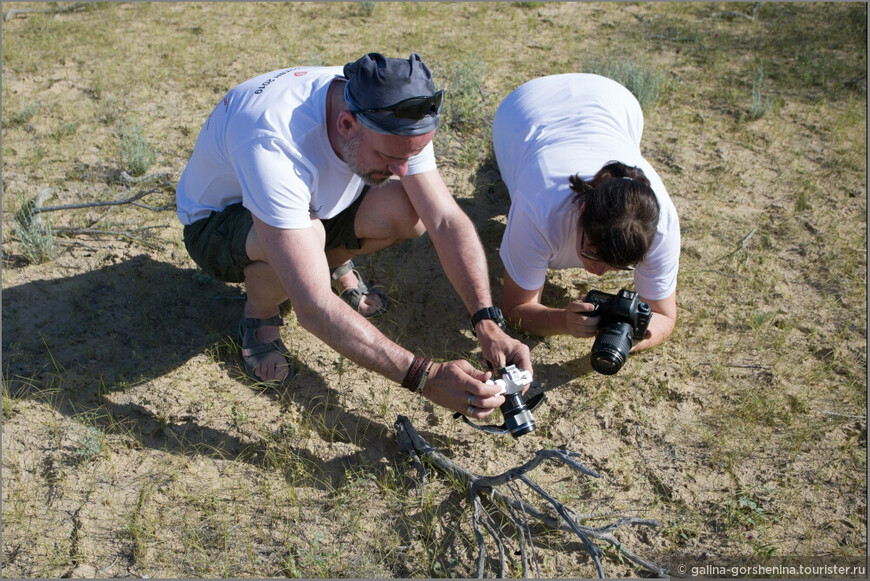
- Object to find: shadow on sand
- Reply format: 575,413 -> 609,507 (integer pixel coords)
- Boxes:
1,254 -> 417,491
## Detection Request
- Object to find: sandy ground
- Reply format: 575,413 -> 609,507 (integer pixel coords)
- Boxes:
1,2 -> 866,578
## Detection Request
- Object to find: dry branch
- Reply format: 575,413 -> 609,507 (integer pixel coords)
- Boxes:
14,186 -> 172,252
700,2 -> 761,22
394,415 -> 666,578
53,226 -> 168,250
118,171 -> 171,186
30,188 -> 171,214
4,2 -> 89,21
713,228 -> 757,263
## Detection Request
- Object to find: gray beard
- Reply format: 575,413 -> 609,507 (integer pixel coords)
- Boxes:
342,134 -> 391,187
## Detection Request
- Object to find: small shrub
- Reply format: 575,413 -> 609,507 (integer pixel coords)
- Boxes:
748,64 -> 772,120
14,213 -> 55,265
116,120 -> 158,176
73,426 -> 104,463
2,381 -> 15,420
2,102 -> 40,128
304,50 -> 325,66
53,121 -> 79,141
359,2 -> 377,17
443,54 -> 487,132
583,58 -> 666,109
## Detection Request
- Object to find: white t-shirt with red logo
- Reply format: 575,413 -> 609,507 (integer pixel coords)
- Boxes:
493,73 -> 680,301
176,66 -> 436,229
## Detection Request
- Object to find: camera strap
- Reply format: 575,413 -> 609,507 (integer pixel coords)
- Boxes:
454,383 -> 546,435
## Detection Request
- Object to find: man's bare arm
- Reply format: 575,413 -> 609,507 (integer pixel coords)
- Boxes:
401,170 -> 532,372
250,214 -> 506,416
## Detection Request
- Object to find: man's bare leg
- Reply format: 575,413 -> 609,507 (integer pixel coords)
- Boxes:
327,180 -> 425,316
241,225 -> 300,382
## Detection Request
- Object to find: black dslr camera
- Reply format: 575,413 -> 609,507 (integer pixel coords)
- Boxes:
584,289 -> 652,375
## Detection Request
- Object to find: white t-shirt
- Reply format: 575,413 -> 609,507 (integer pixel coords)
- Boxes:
176,66 -> 437,228
493,73 -> 680,301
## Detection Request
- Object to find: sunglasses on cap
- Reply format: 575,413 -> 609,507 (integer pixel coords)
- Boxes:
345,83 -> 444,120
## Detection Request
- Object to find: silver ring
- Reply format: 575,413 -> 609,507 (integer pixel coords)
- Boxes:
467,393 -> 474,405
466,405 -> 475,415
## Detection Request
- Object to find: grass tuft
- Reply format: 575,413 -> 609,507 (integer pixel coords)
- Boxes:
358,2 -> 377,17
72,425 -> 104,463
748,64 -> 773,119
116,120 -> 158,176
53,121 -> 80,141
13,211 -> 56,265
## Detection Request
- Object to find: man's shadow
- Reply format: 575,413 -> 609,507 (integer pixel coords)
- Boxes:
1,254 -> 415,491
2,254 -> 235,396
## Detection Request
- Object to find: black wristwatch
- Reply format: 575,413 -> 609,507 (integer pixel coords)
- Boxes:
470,306 -> 506,337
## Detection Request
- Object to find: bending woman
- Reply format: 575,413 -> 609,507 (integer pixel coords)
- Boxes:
492,73 -> 680,352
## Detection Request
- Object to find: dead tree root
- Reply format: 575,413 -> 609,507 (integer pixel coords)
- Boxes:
394,415 -> 666,578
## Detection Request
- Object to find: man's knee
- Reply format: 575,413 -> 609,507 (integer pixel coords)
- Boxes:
400,204 -> 427,240
383,183 -> 426,240
408,217 -> 426,240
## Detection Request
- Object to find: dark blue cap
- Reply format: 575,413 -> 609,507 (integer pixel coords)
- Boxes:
343,52 -> 441,136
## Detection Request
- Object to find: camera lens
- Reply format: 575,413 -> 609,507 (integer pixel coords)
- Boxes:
500,393 -> 536,438
590,321 -> 633,375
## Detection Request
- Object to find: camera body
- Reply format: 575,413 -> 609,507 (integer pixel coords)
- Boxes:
584,289 -> 652,375
487,364 -> 536,437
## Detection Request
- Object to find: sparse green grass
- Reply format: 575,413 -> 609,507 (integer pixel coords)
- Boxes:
358,2 -> 377,18
748,63 -> 773,119
72,424 -> 104,463
0,378 -> 22,421
441,53 -> 487,132
52,121 -> 79,141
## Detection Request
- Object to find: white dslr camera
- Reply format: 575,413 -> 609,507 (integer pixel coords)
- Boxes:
487,364 -> 536,437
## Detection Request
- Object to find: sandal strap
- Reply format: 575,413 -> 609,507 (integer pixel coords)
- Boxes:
242,338 -> 289,361
240,315 -> 284,332
239,314 -> 285,357
339,284 -> 365,311
331,260 -> 390,317
330,259 -> 355,281
340,282 -> 389,316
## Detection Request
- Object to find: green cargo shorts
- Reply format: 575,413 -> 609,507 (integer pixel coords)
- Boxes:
183,188 -> 369,283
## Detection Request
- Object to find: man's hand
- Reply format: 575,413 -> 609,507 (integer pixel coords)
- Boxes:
475,319 -> 533,375
565,300 -> 600,338
423,360 -> 505,418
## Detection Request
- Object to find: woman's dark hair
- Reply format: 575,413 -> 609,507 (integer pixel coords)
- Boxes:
569,161 -> 660,268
